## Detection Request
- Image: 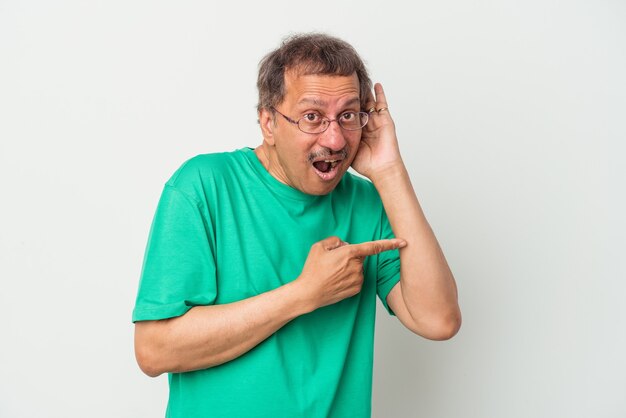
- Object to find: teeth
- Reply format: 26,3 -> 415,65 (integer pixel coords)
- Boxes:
312,159 -> 341,173
319,160 -> 340,168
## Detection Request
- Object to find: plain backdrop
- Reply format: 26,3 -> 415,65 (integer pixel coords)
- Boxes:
1,1 -> 624,417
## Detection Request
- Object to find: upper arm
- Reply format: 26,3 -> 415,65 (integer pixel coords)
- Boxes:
133,184 -> 217,323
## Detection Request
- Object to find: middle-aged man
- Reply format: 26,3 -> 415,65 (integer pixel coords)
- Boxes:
133,33 -> 461,417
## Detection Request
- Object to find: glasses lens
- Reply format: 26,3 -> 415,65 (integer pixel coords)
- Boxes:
339,112 -> 368,130
297,112 -> 369,133
298,115 -> 327,134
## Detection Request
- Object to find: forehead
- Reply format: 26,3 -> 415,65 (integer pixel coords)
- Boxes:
283,71 -> 360,108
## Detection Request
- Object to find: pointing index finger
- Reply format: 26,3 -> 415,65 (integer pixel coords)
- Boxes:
347,238 -> 406,258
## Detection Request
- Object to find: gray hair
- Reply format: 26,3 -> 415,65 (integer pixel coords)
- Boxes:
256,33 -> 372,112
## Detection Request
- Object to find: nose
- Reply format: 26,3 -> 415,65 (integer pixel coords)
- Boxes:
317,120 -> 347,152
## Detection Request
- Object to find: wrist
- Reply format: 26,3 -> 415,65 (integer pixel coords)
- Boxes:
283,278 -> 317,316
370,160 -> 408,188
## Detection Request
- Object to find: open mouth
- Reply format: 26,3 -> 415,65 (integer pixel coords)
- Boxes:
311,158 -> 343,180
308,149 -> 348,182
312,159 -> 340,173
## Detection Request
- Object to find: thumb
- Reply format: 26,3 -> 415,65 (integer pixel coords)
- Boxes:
318,236 -> 349,251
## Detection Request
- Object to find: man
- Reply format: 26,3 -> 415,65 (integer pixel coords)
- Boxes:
133,33 -> 461,417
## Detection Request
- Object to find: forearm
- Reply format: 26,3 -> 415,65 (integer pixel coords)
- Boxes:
134,234 -> 406,376
134,280 -> 311,377
372,161 -> 461,336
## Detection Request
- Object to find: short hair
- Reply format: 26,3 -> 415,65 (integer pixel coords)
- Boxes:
257,33 -> 372,112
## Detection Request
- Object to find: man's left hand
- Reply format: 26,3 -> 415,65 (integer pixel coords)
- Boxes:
351,83 -> 403,180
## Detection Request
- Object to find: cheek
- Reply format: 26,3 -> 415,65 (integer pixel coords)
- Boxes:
275,138 -> 311,172
346,133 -> 362,152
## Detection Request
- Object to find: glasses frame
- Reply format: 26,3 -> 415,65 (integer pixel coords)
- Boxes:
271,107 -> 369,134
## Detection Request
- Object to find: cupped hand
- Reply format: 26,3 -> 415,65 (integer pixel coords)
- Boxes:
351,83 -> 403,180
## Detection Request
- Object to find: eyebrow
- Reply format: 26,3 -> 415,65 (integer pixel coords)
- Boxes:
297,97 -> 361,108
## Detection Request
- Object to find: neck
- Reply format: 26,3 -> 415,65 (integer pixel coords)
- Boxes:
254,144 -> 271,171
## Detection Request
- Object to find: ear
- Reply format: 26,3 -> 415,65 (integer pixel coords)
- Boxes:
258,108 -> 276,146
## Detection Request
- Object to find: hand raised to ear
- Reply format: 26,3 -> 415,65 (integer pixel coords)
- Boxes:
352,83 -> 403,181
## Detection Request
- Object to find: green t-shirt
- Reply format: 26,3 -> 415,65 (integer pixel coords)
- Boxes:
133,148 -> 401,418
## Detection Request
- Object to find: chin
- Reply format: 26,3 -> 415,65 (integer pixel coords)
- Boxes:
303,174 -> 345,196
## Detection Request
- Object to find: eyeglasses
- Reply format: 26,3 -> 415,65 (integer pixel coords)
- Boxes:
271,107 -> 369,134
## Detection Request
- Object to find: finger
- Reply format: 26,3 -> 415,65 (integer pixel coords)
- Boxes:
318,236 -> 348,251
346,238 -> 407,258
364,90 -> 376,114
374,83 -> 388,109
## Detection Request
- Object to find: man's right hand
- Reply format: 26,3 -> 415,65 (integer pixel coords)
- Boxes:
296,236 -> 406,311
136,235 -> 406,376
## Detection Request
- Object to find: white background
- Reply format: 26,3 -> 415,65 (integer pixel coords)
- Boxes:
1,1 -> 624,417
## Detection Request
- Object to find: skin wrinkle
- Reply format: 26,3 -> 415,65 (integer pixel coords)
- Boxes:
296,97 -> 361,108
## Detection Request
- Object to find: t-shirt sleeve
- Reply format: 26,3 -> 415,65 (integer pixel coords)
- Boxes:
132,184 -> 217,322
376,206 -> 401,316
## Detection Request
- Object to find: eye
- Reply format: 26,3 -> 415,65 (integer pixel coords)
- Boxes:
340,112 -> 356,121
302,113 -> 321,122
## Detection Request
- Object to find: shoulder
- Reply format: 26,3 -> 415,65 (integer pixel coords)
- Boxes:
337,171 -> 383,206
331,171 -> 386,221
167,151 -> 240,184
163,149 -> 249,203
